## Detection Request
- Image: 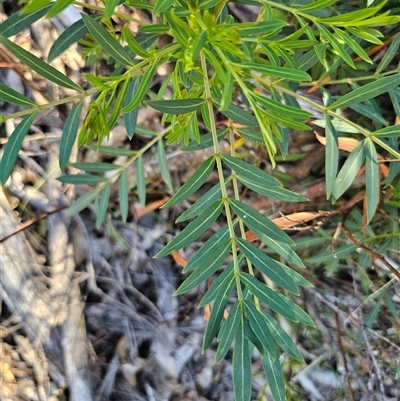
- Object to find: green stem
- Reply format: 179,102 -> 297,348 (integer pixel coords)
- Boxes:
200,51 -> 243,299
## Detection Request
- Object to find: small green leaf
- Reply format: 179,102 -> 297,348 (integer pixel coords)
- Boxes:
0,82 -> 36,107
203,275 -> 235,352
0,113 -> 37,184
238,20 -> 287,36
21,0 -> 51,13
65,189 -> 99,217
299,0 -> 338,11
262,350 -> 286,401
229,199 -> 293,246
220,103 -> 258,126
215,300 -> 241,362
122,25 -> 151,58
60,100 -> 83,170
371,125 -> 400,137
157,139 -> 173,191
123,78 -> 140,139
139,24 -> 170,34
81,14 -> 133,66
180,130 -> 226,151
192,30 -> 208,60
85,145 -> 136,156
146,98 -> 205,115
46,0 -> 74,18
154,0 -> 176,16
333,27 -> 372,64
349,103 -> 387,126
175,241 -> 230,295
155,201 -> 223,258
237,239 -> 298,294
119,170 -> 129,222
162,156 -> 215,208
377,35 -> 400,74
262,312 -> 304,361
199,260 -> 235,307
0,6 -> 51,38
325,116 -> 339,199
221,155 -> 281,188
58,174 -> 107,185
186,226 -> 232,274
253,94 -> 312,120
136,155 -> 146,206
329,74 -> 400,110
307,244 -> 357,264
234,62 -> 312,82
122,63 -> 158,113
48,16 -> 102,62
316,23 -> 355,68
233,319 -> 252,401
240,273 -> 298,322
176,182 -> 223,223
236,128 -> 264,144
244,300 -> 276,359
105,0 -> 119,19
395,361 -> 400,380
96,182 -> 111,228
365,139 -> 379,223
71,161 -> 120,172
332,140 -> 366,201
0,36 -> 81,91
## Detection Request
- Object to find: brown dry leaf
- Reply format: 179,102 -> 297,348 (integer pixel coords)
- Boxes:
271,211 -> 326,228
172,251 -> 187,268
134,196 -> 170,218
315,131 -> 360,152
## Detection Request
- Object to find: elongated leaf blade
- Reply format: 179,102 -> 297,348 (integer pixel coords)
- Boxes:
235,62 -> 312,82
146,98 -> 204,114
221,155 -> 282,188
0,36 -> 81,91
332,140 -> 366,201
328,74 -> 400,110
325,116 -> 339,198
81,14 -> 133,66
155,201 -> 223,258
175,241 -> 231,295
185,225 -> 232,274
244,300 -> 276,359
0,113 -> 37,184
229,199 -> 293,245
240,273 -> 298,322
136,155 -> 146,206
119,170 -> 129,222
124,77 -> 140,139
233,319 -> 252,401
60,100 -> 83,170
262,350 -> 286,401
71,161 -> 120,172
157,139 -> 173,191
199,261 -> 235,307
96,182 -> 111,228
122,63 -> 158,113
0,82 -> 36,107
154,0 -> 176,16
203,276 -> 235,352
215,300 -> 240,362
177,182 -> 223,223
371,125 -> 400,137
85,145 -> 136,156
220,103 -> 258,126
262,312 -> 304,361
237,239 -> 298,294
0,6 -> 51,38
162,156 -> 215,208
365,139 -> 379,223
58,174 -> 107,185
65,188 -> 99,217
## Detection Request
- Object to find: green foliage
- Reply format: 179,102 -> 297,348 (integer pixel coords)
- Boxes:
1,0 -> 400,399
